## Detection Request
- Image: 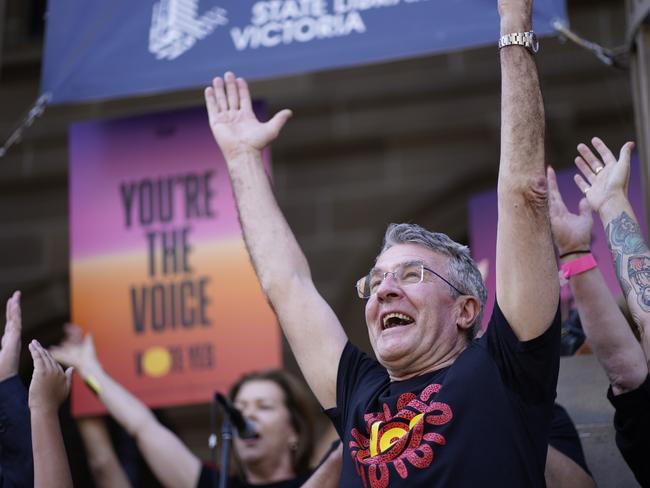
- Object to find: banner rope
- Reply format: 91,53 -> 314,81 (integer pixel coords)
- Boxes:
0,92 -> 51,158
553,20 -> 629,70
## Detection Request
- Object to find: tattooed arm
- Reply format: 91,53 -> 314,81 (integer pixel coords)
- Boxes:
548,166 -> 646,393
573,137 -> 650,361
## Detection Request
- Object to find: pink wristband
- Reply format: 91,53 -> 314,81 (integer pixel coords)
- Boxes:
560,254 -> 597,279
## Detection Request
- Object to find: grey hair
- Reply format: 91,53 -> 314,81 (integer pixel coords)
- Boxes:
380,223 -> 487,340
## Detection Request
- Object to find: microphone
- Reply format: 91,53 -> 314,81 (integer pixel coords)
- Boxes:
215,393 -> 259,439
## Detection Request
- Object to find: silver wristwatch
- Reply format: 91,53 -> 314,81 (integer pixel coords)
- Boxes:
498,31 -> 539,54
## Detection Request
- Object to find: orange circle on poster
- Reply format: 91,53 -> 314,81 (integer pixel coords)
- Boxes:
142,346 -> 171,378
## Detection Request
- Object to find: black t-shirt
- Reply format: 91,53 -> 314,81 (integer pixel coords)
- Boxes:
607,374 -> 650,487
326,302 -> 560,487
548,403 -> 591,476
196,465 -> 311,488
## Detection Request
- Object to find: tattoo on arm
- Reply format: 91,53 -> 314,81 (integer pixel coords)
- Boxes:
611,249 -> 633,297
607,212 -> 650,312
628,256 -> 650,312
607,212 -> 648,254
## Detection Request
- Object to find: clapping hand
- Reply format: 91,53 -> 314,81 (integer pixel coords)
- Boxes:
28,340 -> 72,413
0,291 -> 22,382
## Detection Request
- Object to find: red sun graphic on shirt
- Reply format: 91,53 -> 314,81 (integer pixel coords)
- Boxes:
348,383 -> 452,488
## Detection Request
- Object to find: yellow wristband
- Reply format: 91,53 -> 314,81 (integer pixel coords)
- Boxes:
84,374 -> 102,395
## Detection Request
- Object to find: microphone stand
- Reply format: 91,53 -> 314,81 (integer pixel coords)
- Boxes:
212,392 -> 259,488
211,392 -> 237,488
219,418 -> 233,488
209,393 -> 220,488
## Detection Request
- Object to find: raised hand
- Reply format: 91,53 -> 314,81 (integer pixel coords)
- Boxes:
0,291 -> 23,381
547,166 -> 593,255
204,71 -> 292,160
28,340 -> 72,413
49,323 -> 98,373
573,137 -> 635,214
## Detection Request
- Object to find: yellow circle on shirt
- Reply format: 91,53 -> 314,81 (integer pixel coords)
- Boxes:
142,346 -> 172,377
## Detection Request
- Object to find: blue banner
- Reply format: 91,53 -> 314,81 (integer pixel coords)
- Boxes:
41,0 -> 567,105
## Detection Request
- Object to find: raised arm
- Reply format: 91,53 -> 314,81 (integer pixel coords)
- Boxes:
495,0 -> 559,340
28,340 -> 73,488
0,291 -> 34,487
572,138 -> 650,361
204,73 -> 347,408
77,416 -> 132,488
50,325 -> 201,488
548,166 -> 646,394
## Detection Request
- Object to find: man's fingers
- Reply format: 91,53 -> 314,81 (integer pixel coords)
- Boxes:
573,174 -> 590,195
5,291 -> 21,330
35,340 -> 55,372
212,77 -> 228,112
268,109 -> 293,137
546,166 -> 567,211
204,87 -> 219,125
577,143 -> 604,174
42,347 -> 60,373
224,71 -> 239,111
591,137 -> 617,166
29,340 -> 46,370
574,156 -> 595,182
64,367 -> 74,393
619,141 -> 635,164
237,77 -> 253,112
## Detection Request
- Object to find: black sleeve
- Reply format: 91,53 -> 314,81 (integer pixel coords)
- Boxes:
607,375 -> 650,487
324,341 -> 386,438
0,375 -> 34,488
484,300 -> 561,404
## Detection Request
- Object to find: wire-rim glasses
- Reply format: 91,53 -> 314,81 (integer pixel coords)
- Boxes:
355,261 -> 466,299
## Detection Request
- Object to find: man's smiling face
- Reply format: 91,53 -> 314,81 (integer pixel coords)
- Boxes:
364,243 -> 467,379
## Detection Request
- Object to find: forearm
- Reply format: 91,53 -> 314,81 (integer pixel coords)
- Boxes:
80,363 -> 200,488
30,410 -> 73,488
302,450 -> 342,488
496,14 -> 558,338
77,417 -> 132,488
225,149 -> 347,408
599,196 -> 650,358
80,362 -> 156,437
226,150 -> 312,297
568,262 -> 647,393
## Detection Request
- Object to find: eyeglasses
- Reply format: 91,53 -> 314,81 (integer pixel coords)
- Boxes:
355,261 -> 466,299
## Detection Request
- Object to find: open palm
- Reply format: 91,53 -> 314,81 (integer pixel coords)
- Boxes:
204,72 -> 291,159
573,137 -> 634,213
547,166 -> 593,255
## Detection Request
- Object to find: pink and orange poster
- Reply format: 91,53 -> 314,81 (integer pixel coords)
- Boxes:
69,105 -> 281,416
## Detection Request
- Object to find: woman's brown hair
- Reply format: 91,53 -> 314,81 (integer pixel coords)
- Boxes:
229,369 -> 316,476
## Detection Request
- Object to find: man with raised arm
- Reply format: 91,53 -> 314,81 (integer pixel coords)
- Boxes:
569,137 -> 650,486
204,0 -> 559,484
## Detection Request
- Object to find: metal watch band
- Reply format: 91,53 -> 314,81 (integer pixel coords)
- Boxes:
498,31 -> 539,54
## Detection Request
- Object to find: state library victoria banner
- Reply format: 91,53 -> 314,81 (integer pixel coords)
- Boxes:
69,105 -> 281,416
41,0 -> 567,104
